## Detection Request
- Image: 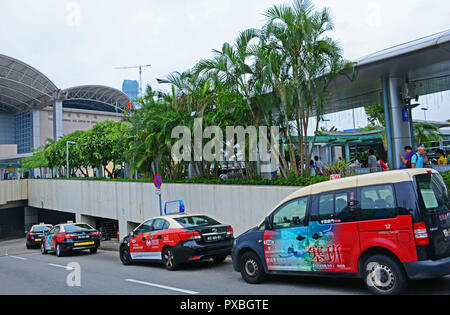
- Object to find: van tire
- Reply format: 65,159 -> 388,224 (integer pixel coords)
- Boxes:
362,254 -> 408,295
240,252 -> 265,284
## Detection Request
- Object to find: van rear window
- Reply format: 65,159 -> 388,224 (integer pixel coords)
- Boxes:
415,174 -> 449,214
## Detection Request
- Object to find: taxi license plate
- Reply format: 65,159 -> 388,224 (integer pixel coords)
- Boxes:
443,228 -> 450,238
75,241 -> 95,247
206,235 -> 224,242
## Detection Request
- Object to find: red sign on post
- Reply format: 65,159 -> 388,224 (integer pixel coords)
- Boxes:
154,174 -> 162,189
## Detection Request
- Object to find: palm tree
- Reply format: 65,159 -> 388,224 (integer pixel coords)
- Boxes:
194,28 -> 261,125
262,0 -> 352,176
414,122 -> 441,147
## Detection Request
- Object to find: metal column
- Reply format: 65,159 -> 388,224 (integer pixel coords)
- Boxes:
382,77 -> 412,170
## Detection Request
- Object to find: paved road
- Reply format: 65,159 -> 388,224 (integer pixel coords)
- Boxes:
0,239 -> 448,295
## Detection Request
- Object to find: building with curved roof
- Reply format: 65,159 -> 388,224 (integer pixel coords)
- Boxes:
0,54 -> 131,178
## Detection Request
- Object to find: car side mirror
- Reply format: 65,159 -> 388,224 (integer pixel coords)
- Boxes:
25,231 -> 28,235
130,232 -> 135,238
264,216 -> 273,230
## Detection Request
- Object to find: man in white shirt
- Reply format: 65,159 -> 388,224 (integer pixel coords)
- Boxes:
314,156 -> 325,176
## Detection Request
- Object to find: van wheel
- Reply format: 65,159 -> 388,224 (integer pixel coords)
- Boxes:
362,254 -> 408,295
240,252 -> 265,284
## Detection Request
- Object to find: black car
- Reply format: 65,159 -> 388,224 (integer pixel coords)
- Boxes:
26,224 -> 53,249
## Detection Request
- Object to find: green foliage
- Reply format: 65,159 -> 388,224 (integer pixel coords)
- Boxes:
46,174 -> 331,187
441,172 -> 450,188
324,160 -> 352,175
414,122 -> 441,147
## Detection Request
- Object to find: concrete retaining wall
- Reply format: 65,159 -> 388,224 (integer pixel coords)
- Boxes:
27,180 -> 300,236
0,180 -> 27,207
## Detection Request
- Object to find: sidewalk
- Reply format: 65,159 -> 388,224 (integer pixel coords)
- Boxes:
99,240 -> 119,252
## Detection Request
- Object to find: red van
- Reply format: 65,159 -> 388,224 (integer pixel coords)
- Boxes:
232,169 -> 450,295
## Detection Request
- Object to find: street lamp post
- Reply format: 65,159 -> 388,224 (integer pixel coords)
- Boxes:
421,107 -> 429,121
66,141 -> 76,179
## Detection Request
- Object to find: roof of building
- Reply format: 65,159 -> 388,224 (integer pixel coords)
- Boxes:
0,55 -> 130,114
324,29 -> 450,115
0,54 -> 58,113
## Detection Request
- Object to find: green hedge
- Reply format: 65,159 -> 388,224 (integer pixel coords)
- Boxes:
41,171 -> 450,188
45,175 -> 330,187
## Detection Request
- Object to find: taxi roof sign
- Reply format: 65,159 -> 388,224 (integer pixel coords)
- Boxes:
164,200 -> 185,216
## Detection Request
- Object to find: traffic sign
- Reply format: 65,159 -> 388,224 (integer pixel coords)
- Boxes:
154,174 -> 162,189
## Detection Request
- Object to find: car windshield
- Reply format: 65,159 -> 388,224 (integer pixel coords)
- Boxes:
174,216 -> 220,228
64,224 -> 95,233
416,173 -> 449,214
32,226 -> 51,232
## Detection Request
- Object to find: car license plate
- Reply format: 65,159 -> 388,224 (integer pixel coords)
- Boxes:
75,241 -> 94,246
443,228 -> 450,238
206,235 -> 223,242
35,239 -> 42,242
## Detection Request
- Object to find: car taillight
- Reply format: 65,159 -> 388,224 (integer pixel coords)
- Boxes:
65,234 -> 77,239
28,232 -> 37,237
91,232 -> 100,237
414,222 -> 430,246
179,231 -> 201,242
226,227 -> 234,237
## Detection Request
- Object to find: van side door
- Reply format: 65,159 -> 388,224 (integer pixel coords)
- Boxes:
263,196 -> 310,272
358,184 -> 417,263
308,189 -> 360,273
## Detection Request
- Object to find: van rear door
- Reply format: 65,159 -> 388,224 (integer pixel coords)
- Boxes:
414,173 -> 450,260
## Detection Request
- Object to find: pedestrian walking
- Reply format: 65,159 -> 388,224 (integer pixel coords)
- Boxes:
400,146 -> 414,169
411,146 -> 429,169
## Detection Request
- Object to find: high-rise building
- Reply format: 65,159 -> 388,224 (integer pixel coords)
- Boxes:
122,80 -> 139,101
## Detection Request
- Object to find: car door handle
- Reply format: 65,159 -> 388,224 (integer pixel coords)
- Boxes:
312,233 -> 323,240
297,235 -> 306,241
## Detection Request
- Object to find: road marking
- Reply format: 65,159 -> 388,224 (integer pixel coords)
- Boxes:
10,256 -> 27,260
48,263 -> 75,271
125,279 -> 199,295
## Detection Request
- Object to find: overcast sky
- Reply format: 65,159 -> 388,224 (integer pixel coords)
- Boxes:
1,0 -> 449,125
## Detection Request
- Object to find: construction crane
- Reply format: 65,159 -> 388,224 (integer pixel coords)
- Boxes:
114,64 -> 151,97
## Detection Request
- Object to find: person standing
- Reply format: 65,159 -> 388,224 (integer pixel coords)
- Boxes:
309,160 -> 317,177
400,146 -> 414,169
437,149 -> 448,165
314,156 -> 324,176
368,150 -> 377,170
411,146 -> 429,169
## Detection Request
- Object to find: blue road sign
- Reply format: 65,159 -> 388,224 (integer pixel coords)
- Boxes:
402,109 -> 409,122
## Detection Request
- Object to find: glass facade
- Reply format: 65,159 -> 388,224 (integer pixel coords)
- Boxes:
15,110 -> 32,154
